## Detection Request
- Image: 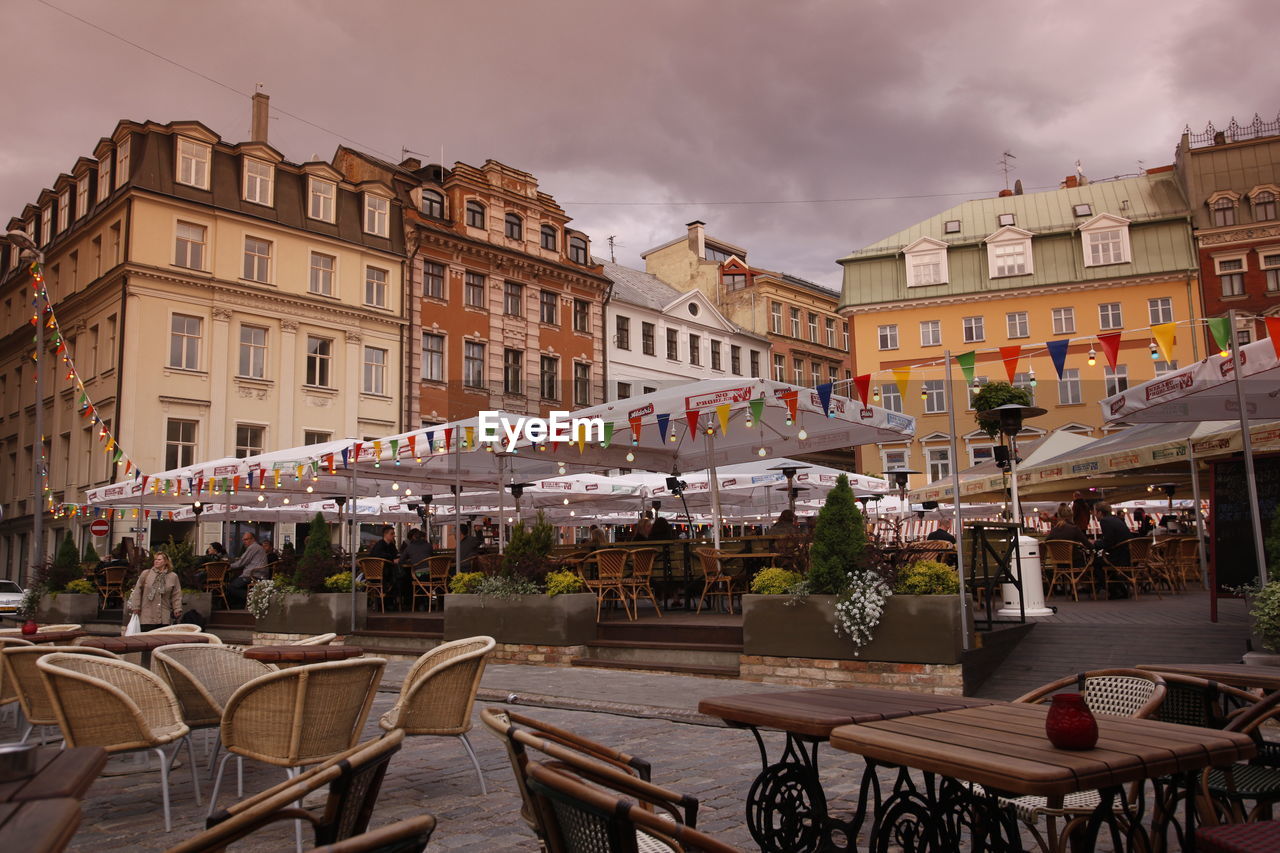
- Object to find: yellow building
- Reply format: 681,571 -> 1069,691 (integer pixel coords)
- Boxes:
838,170 -> 1204,488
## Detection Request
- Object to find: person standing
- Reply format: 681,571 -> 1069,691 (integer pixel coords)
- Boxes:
127,552 -> 183,631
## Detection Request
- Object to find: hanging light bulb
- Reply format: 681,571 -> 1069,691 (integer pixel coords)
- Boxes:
669,432 -> 678,442
305,485 -> 314,493
563,497 -> 570,505
1028,369 -> 1037,387
757,446 -> 768,457
283,497 -> 291,504
797,428 -> 808,440
1220,346 -> 1230,358
1149,342 -> 1159,360
404,488 -> 413,496
625,451 -> 635,462
257,494 -> 265,502
1087,348 -> 1097,366
744,416 -> 753,428
920,387 -> 927,400
569,510 -> 575,517
557,464 -> 566,475
873,388 -> 881,401
391,482 -> 400,491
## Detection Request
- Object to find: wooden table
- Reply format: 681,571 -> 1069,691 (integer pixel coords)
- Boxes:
80,633 -> 210,667
830,703 -> 1256,852
1137,663 -> 1280,692
0,798 -> 82,853
0,746 -> 106,853
16,630 -> 85,645
242,644 -> 363,665
698,688 -> 995,852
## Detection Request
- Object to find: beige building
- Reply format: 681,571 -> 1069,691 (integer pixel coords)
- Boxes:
0,97 -> 405,577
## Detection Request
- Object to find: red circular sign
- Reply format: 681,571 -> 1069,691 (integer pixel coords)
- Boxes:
89,519 -> 110,537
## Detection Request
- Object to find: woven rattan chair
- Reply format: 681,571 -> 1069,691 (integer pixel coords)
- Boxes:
144,623 -> 205,634
1102,538 -> 1161,600
100,566 -> 127,609
203,561 -> 231,609
1176,537 -> 1203,585
997,669 -> 1168,851
166,731 -> 406,853
308,815 -> 437,853
623,548 -> 662,618
37,651 -> 201,831
525,760 -> 739,853
291,633 -> 338,646
0,636 -> 33,729
35,623 -> 82,632
378,636 -> 495,794
356,558 -> 389,612
2,644 -> 118,743
208,656 -> 387,816
694,548 -> 738,614
1040,540 -> 1094,601
410,555 -> 452,612
1199,690 -> 1280,826
582,549 -> 633,621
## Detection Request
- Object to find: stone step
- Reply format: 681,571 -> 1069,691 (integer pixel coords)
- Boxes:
577,641 -> 742,671
569,657 -> 741,678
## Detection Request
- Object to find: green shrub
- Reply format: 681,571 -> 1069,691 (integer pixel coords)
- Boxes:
324,571 -> 354,592
295,513 -> 336,593
450,571 -> 485,594
81,540 -> 100,564
545,570 -> 585,596
807,474 -> 868,594
476,575 -> 540,598
750,567 -> 804,595
971,381 -> 1033,438
64,578 -> 98,595
48,533 -> 83,592
1251,580 -> 1280,652
894,560 -> 960,595
502,510 -> 556,580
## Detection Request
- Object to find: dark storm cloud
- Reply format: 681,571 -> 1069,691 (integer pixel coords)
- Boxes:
3,0 -> 1278,288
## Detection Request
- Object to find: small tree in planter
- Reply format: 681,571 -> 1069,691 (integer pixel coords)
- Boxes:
295,512 -> 336,593
81,540 -> 100,566
807,474 -> 868,594
501,510 -> 555,583
157,536 -> 199,589
48,533 -> 83,592
971,381 -> 1033,438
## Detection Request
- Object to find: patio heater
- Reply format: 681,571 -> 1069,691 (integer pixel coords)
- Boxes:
774,485 -> 810,517
767,463 -> 811,515
1150,483 -> 1178,530
853,493 -> 883,530
666,474 -> 692,531
508,483 -> 533,522
977,403 -> 1045,528
884,469 -> 919,545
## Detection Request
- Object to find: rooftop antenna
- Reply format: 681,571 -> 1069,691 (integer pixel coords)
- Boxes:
607,235 -> 619,263
999,151 -> 1017,190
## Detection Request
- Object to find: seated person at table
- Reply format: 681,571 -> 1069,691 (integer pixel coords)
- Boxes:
769,509 -> 797,535
1132,507 -> 1155,537
587,524 -> 609,548
458,523 -> 485,568
192,541 -> 228,589
1094,502 -> 1132,598
227,532 -> 269,608
402,528 -> 434,575
926,518 -> 956,544
1045,506 -> 1091,565
96,540 -> 133,573
261,539 -> 278,564
648,515 -> 677,540
630,515 -> 653,541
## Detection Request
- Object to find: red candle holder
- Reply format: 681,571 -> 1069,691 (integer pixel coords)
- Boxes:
20,618 -> 38,636
1045,693 -> 1098,750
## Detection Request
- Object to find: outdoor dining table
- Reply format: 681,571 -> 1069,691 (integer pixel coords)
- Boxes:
242,644 -> 363,665
16,630 -> 85,646
0,745 -> 107,853
828,702 -> 1256,852
697,686 -> 995,852
80,632 -> 210,667
1136,662 -> 1280,692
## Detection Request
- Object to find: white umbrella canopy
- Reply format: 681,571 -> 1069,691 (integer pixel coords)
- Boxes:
166,496 -> 422,524
643,458 -> 890,512
909,429 -> 1096,504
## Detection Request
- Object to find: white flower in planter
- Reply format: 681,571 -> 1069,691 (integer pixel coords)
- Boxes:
833,570 -> 893,656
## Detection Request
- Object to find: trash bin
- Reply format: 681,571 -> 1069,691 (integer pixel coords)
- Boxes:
998,535 -> 1054,617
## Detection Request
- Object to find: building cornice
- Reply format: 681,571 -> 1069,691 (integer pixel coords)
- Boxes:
414,226 -> 610,291
1197,223 -> 1280,246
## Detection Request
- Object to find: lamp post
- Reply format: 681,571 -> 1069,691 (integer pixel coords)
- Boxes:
885,469 -> 920,546
5,230 -> 46,584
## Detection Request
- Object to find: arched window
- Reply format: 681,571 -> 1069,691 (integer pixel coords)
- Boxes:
505,213 -> 523,240
420,188 -> 444,219
568,235 -> 588,265
466,200 -> 486,229
1212,197 -> 1236,227
540,224 -> 558,251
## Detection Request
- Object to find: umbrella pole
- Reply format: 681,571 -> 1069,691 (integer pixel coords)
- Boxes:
707,431 -> 722,550
1186,441 -> 1209,594
496,454 -> 506,554
349,464 -> 358,634
1228,309 -> 1268,586
944,350 -> 970,650
454,435 -> 462,574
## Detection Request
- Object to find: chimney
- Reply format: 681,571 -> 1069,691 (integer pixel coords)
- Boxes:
251,92 -> 269,144
686,220 -> 706,257
1013,179 -> 1024,195
1061,175 -> 1079,189
998,189 -> 1014,197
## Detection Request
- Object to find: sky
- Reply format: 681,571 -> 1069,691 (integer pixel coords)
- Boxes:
3,0 -> 1279,289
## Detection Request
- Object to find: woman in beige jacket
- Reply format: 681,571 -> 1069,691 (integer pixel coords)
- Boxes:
127,552 -> 183,631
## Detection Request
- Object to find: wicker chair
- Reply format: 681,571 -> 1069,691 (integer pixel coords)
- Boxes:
101,566 -> 127,609
410,555 -> 452,612
623,548 -> 662,618
308,815 -> 437,853
1040,540 -> 1094,601
356,558 -> 389,612
291,633 -> 337,646
0,636 -> 33,729
166,731 -> 406,853
2,644 -> 118,744
998,669 -> 1168,852
1176,537 -> 1203,585
143,623 -> 204,634
1103,538 -> 1161,600
208,657 -> 387,816
378,636 -> 495,794
694,548 -> 738,614
203,561 -> 231,609
581,549 -> 633,621
1198,690 -> 1280,826
525,760 -> 739,853
36,651 -> 201,831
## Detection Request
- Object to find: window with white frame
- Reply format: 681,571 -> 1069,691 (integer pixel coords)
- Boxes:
842,322 -> 849,350
1013,372 -> 1035,404
1058,368 -> 1081,405
970,444 -> 995,466
174,222 -> 206,270
540,290 -> 558,325
466,201 -> 485,229
504,281 -> 523,316
465,272 -> 486,308
115,136 -> 130,187
76,175 -> 89,218
825,317 -> 836,347
810,362 -> 820,387
421,189 -> 445,219
615,316 -> 631,350
365,266 -> 388,307
808,313 -> 819,342
880,383 -> 902,413
540,355 -> 558,399
1148,297 -> 1173,325
57,190 -> 69,233
1263,252 -> 1280,292
243,158 -> 274,205
963,316 -> 985,343
423,260 -> 445,300
306,336 -> 333,387
878,324 -> 899,350
882,447 -> 908,472
176,138 -> 210,189
689,334 -> 702,366
503,348 -> 523,395
239,325 -> 267,378
464,341 -> 485,388
309,252 -> 336,296
97,157 -> 112,202
304,430 -> 332,445
422,333 -> 444,382
927,447 -> 951,481
905,241 -> 947,286
234,424 -> 264,458
643,323 -> 656,356
922,380 -> 946,414
1253,190 -> 1277,221
711,340 -> 722,371
1099,302 -> 1122,330
770,301 -> 782,333
364,194 -> 389,237
1216,255 -> 1247,298
990,239 -> 1030,277
792,357 -> 803,384
750,350 -> 760,378
573,363 -> 591,405
1212,197 -> 1237,227
773,354 -> 785,381
920,320 -> 941,347
1104,365 -> 1128,396
1086,228 -> 1126,265
40,206 -> 51,246
1052,307 -> 1075,335
243,236 -> 271,283
1154,360 -> 1179,377
165,419 -> 197,469
668,329 -> 680,361
790,307 -> 801,338
308,178 -> 336,222
169,314 -> 202,370
1006,311 -> 1028,339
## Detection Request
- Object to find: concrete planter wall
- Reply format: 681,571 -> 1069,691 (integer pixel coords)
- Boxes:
182,592 -> 212,620
36,592 -> 100,624
742,593 -> 968,664
256,592 -> 367,634
443,593 -> 596,645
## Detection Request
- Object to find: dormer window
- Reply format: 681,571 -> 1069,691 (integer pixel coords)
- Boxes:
363,193 -> 389,237
1209,193 -> 1239,227
985,226 -> 1034,278
243,158 -> 274,206
116,136 -> 130,189
704,243 -> 736,263
1250,187 -> 1277,221
1079,214 -> 1132,267
176,137 -> 210,190
466,200 -> 485,229
540,224 -> 557,251
943,219 -> 961,234
997,213 -> 1016,227
568,235 -> 588,265
97,156 -> 112,202
902,237 -> 949,287
308,178 -> 335,222
505,213 -> 523,240
1073,203 -> 1093,217
420,188 -> 444,219
57,190 -> 69,233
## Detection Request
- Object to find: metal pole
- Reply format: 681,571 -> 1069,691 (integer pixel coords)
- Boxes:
453,435 -> 462,573
1228,309 -> 1268,586
1007,433 -> 1023,530
706,430 -> 722,550
349,463 -> 358,633
496,454 -> 506,553
1186,441 -> 1209,592
944,350 -> 970,651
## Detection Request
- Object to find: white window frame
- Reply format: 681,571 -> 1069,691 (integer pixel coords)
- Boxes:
1051,307 -> 1076,335
1058,367 -> 1081,405
770,301 -> 782,333
792,357 -> 803,385
922,380 -> 946,414
789,308 -> 801,338
1261,250 -> 1280,293
1013,372 -> 1035,405
920,320 -> 941,347
362,346 -> 387,395
926,446 -> 951,482
40,206 -> 51,246
1104,365 -> 1129,397
238,325 -> 267,379
878,324 -> 899,351
463,341 -> 485,388
97,157 -> 112,202
176,137 -> 210,190
422,332 -> 444,383
881,447 -> 909,473
364,265 -> 388,308
963,316 -> 985,343
306,336 -> 334,388
243,236 -> 271,283
1006,311 -> 1029,339
1080,215 -> 1132,267
1098,302 -> 1122,331
242,158 -> 274,206
309,252 -> 336,296
825,317 -> 836,347
57,190 -> 69,233
76,175 -> 89,219
169,313 -> 202,370
364,193 -> 389,237
1148,297 -> 1173,325
1250,187 -> 1278,221
969,443 -> 995,466
880,383 -> 902,413
308,178 -> 336,222
987,229 -> 1033,278
1154,360 -> 1179,377
904,237 -> 949,287
174,221 -> 207,270
234,424 -> 265,459
165,419 -> 198,470
115,136 -> 130,188
772,353 -> 785,381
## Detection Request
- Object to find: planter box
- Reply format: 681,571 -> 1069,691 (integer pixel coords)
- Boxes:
256,592 -> 367,634
181,592 -> 212,620
742,593 -> 969,664
443,593 -> 596,645
36,592 -> 100,624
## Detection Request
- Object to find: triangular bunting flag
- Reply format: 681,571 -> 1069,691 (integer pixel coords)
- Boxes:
956,352 -> 976,385
685,410 -> 701,437
1207,317 -> 1232,355
1266,317 -> 1280,358
352,442 -> 363,463
892,368 -> 911,400
854,374 -> 871,404
1097,332 -> 1122,370
629,416 -> 643,445
748,397 -> 764,425
443,428 -> 453,450
602,422 -> 614,448
816,383 -> 833,416
390,439 -> 399,458
999,346 -> 1021,382
1151,323 -> 1176,364
656,413 -> 670,443
464,426 -> 475,448
781,390 -> 799,422
715,403 -> 730,434
340,448 -> 350,468
1045,340 -> 1069,379
406,435 -> 417,457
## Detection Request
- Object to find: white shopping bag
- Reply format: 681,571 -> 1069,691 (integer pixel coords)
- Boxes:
125,613 -> 141,635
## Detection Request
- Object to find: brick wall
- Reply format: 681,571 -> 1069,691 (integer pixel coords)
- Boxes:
490,642 -> 587,667
740,654 -> 964,695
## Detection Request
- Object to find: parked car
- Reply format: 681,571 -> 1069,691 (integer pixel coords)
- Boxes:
0,579 -> 23,613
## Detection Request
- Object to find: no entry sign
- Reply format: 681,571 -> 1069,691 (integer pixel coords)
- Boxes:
89,519 -> 110,537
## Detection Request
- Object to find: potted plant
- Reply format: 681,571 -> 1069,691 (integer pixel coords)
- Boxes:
253,513 -> 365,634
444,511 -> 596,645
36,534 -> 99,623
